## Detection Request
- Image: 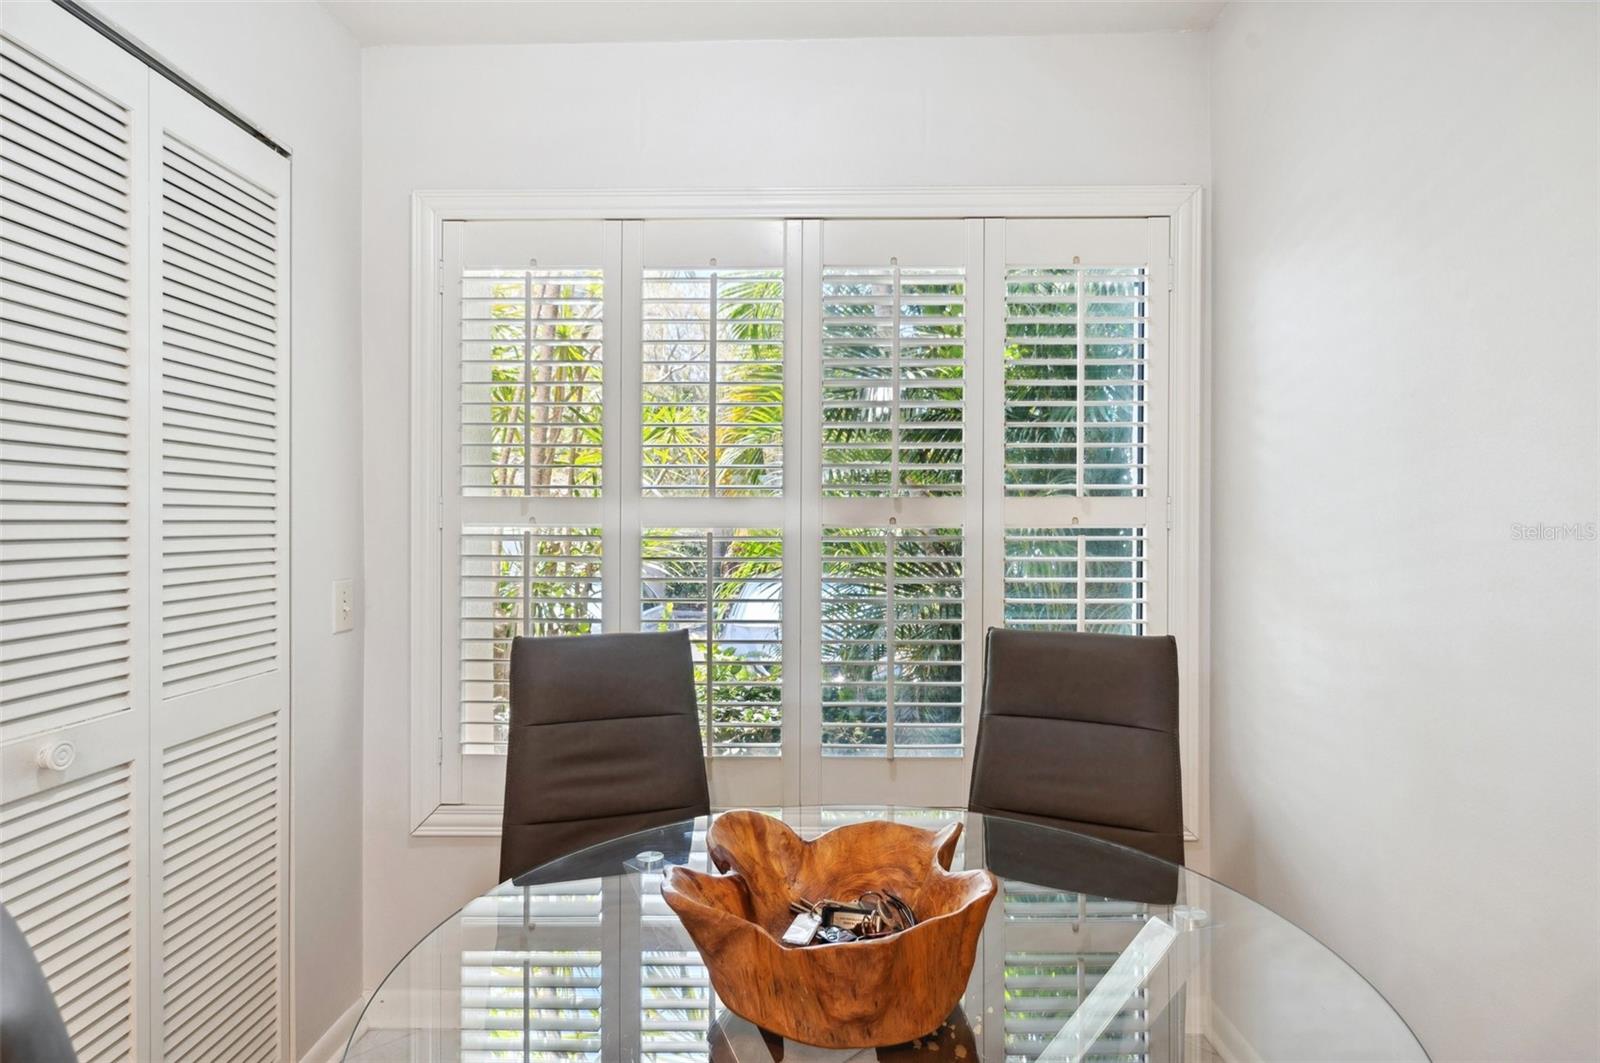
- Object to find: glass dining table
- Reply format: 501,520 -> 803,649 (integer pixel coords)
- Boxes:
346,807 -> 1425,1062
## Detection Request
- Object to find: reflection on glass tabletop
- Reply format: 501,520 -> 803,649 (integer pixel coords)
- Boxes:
346,807 -> 1425,1062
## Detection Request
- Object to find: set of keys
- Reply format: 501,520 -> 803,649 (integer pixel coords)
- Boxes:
780,891 -> 917,946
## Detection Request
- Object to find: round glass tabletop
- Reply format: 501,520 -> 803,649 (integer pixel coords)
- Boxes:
346,808 -> 1424,1062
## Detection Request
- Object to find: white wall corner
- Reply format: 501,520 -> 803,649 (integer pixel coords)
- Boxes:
298,994 -> 369,1063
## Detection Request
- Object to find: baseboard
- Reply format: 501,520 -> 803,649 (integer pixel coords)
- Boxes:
298,995 -> 368,1063
1207,1000 -> 1264,1063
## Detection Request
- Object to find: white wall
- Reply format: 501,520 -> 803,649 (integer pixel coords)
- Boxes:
360,31 -> 1211,986
88,2 -> 367,1055
1209,4 -> 1599,1061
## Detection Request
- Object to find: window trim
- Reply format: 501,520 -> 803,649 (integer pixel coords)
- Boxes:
407,187 -> 1208,861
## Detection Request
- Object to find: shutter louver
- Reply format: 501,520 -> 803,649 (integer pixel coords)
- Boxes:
462,268 -> 603,497
459,525 -> 603,754
1003,527 -> 1147,635
0,35 -> 135,742
641,269 -> 783,496
0,764 -> 136,1062
157,135 -> 281,698
159,713 -> 280,1062
640,527 -> 783,757
820,526 -> 964,757
1004,267 -> 1147,497
820,266 -> 965,497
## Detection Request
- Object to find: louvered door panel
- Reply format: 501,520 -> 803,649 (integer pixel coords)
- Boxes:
148,78 -> 290,1063
0,32 -> 137,743
0,12 -> 151,1061
156,133 -> 281,699
0,764 -> 137,1062
159,714 -> 279,1062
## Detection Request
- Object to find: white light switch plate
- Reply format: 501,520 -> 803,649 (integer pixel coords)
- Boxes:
333,578 -> 355,633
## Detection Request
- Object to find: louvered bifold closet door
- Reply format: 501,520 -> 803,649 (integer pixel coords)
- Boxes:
0,7 -> 151,1060
147,80 -> 289,1063
803,220 -> 984,808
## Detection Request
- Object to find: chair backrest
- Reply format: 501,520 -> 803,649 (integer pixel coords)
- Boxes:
0,904 -> 77,1063
499,629 -> 711,882
968,628 -> 1184,864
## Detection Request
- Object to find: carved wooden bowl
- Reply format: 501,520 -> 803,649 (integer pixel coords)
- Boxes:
661,810 -> 999,1049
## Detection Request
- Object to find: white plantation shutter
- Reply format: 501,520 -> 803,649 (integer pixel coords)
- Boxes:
446,221 -> 618,799
819,526 -> 965,757
989,219 -> 1169,655
803,219 -> 983,804
1003,266 -> 1149,497
820,265 -> 966,497
0,31 -> 138,743
149,79 -> 289,1063
641,268 -> 784,496
426,214 -> 1190,821
1003,527 -> 1148,635
461,267 -> 604,497
639,527 -> 782,757
459,525 -> 603,754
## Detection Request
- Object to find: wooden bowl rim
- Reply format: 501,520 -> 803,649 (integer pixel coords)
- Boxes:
661,812 -> 999,952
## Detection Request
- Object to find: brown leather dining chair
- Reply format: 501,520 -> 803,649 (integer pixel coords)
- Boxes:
499,629 -> 712,884
968,628 -> 1185,865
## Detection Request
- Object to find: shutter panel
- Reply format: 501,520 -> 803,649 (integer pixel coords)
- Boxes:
820,266 -> 966,497
1003,527 -> 1148,635
1003,267 -> 1149,497
819,526 -> 965,757
0,33 -> 136,742
150,79 -> 289,1063
461,267 -> 603,497
641,268 -> 784,496
156,134 -> 281,699
0,765 -> 137,1062
159,713 -> 280,1061
459,525 -> 603,754
639,527 -> 782,757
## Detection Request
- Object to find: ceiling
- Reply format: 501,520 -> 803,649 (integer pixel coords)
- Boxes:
321,1 -> 1225,47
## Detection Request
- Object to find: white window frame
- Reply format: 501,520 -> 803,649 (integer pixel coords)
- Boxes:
406,188 -> 1208,861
